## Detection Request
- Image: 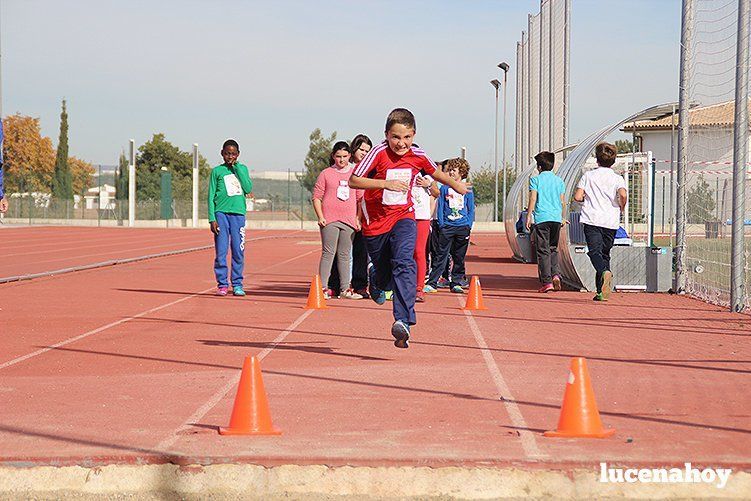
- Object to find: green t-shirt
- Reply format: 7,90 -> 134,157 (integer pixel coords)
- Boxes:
208,163 -> 253,222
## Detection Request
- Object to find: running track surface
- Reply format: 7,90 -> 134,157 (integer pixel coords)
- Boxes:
1,226 -> 750,469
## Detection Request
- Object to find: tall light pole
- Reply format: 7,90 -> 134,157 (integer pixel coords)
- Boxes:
499,62 -> 510,222
490,79 -> 501,222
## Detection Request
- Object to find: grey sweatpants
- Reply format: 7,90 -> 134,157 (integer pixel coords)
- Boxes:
319,221 -> 355,291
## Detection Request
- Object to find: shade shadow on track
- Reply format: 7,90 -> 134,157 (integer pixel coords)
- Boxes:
105,317 -> 751,374
117,283 -> 312,299
32,346 -> 751,436
0,424 -> 175,460
117,288 -> 219,298
198,339 -> 391,361
500,399 -> 751,436
35,346 -> 494,404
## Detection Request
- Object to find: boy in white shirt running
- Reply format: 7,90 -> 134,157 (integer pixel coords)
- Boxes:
573,142 -> 628,301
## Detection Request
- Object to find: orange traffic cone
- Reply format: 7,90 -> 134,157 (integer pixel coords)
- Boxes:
219,356 -> 282,436
304,274 -> 328,310
544,357 -> 615,438
462,276 -> 488,310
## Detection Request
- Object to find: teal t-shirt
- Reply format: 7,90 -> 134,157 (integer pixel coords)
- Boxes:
529,171 -> 565,224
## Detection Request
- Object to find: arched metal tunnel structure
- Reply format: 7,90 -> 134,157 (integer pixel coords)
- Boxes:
503,103 -> 676,292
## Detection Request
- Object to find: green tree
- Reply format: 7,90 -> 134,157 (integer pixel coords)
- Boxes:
470,163 -> 517,217
615,139 -> 633,154
297,128 -> 336,193
686,174 -> 716,223
115,151 -> 129,200
51,99 -> 73,199
135,133 -> 210,203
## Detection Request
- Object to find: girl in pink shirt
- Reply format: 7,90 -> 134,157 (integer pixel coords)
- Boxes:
312,141 -> 363,299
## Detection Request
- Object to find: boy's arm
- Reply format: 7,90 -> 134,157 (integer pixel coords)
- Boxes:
312,198 -> 326,227
573,173 -> 586,202
431,169 -> 468,194
525,190 -> 537,230
208,171 -> 217,223
349,174 -> 408,193
208,171 -> 220,235
356,200 -> 363,231
234,164 -> 253,194
466,190 -> 475,226
560,193 -> 568,225
617,187 -> 628,211
428,180 -> 440,198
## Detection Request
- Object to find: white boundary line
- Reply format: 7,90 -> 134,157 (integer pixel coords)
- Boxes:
0,231 -> 295,284
155,308 -> 315,451
0,245 -> 317,371
459,297 -> 545,459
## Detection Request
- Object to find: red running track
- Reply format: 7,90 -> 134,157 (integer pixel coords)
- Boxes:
1,228 -> 750,472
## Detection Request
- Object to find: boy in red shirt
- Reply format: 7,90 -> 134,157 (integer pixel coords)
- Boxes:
349,108 -> 467,348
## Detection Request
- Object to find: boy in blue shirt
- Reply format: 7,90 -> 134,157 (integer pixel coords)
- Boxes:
525,151 -> 566,292
424,158 -> 475,294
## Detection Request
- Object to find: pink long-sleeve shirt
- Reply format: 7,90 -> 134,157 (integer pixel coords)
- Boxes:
312,165 -> 363,229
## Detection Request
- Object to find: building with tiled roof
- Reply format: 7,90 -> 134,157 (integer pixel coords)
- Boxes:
620,100 -> 751,167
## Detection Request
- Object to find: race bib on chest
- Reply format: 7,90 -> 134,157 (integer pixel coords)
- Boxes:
382,168 -> 411,206
223,174 -> 243,197
336,180 -> 350,201
448,188 -> 464,210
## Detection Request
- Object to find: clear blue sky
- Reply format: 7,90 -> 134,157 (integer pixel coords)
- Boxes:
2,0 -> 680,171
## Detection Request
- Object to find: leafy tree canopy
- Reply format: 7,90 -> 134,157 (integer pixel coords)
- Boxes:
135,133 -> 210,201
52,99 -> 73,199
615,140 -> 633,155
1,114 -> 55,193
298,128 -> 336,193
686,174 -> 717,224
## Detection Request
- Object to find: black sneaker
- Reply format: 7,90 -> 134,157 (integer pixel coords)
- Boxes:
391,320 -> 410,349
368,264 -> 386,305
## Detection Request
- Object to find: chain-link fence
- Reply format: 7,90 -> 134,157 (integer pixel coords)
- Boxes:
0,173 -> 319,227
516,0 -> 570,170
680,0 -> 750,310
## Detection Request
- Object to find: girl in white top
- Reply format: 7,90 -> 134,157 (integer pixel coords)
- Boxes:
413,173 -> 434,302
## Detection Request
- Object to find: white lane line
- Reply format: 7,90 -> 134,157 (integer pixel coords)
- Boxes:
0,294 -> 206,371
0,231 -> 294,284
155,308 -> 315,451
0,245 -> 317,371
459,297 -> 545,459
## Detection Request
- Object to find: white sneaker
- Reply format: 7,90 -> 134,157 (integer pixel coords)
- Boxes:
340,288 -> 363,300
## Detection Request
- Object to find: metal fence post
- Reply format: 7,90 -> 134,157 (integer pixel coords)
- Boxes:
675,0 -> 694,293
649,155 -> 656,247
98,164 -> 101,227
730,0 -> 749,312
192,144 -> 199,228
300,181 -> 304,230
128,139 -> 136,227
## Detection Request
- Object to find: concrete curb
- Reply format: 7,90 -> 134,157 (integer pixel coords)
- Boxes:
1,464 -> 749,499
